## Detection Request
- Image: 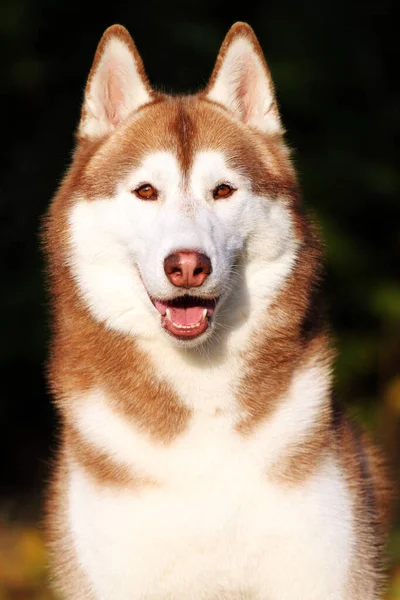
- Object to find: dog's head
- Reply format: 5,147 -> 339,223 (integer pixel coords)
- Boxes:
53,23 -> 302,348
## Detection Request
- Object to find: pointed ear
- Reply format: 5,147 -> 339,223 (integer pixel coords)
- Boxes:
78,25 -> 153,140
205,22 -> 282,134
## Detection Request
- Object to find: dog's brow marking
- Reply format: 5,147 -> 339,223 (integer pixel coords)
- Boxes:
175,100 -> 196,176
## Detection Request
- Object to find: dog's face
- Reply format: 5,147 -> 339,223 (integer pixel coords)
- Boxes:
65,24 -> 299,348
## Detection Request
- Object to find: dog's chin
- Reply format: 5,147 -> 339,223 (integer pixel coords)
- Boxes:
150,295 -> 219,347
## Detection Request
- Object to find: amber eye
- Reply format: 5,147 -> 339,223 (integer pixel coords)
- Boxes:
134,184 -> 158,200
213,184 -> 235,200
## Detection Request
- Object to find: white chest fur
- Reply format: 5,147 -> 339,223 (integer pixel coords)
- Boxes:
68,369 -> 356,600
68,449 -> 353,600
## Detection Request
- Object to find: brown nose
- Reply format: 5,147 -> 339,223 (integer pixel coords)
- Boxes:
164,251 -> 212,288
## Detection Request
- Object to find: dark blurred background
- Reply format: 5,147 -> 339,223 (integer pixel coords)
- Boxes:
0,0 -> 399,597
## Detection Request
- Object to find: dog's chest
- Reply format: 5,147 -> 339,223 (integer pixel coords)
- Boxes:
68,410 -> 353,600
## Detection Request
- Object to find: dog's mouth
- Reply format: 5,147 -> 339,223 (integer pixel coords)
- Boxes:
152,295 -> 218,340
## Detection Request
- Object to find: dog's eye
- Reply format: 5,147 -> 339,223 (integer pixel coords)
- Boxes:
213,184 -> 235,200
134,184 -> 158,200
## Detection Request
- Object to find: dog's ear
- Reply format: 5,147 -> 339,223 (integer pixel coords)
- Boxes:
205,22 -> 282,135
78,25 -> 153,140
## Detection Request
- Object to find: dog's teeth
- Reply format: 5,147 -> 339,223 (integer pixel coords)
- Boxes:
166,308 -> 172,321
201,308 -> 207,322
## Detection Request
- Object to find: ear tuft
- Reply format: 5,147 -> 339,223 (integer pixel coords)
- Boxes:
205,22 -> 282,134
79,25 -> 153,140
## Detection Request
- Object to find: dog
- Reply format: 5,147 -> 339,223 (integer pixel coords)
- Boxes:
44,22 -> 390,599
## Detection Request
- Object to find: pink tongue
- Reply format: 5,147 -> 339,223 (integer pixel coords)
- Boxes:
169,306 -> 205,326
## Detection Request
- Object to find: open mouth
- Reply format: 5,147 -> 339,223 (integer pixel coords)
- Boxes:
152,295 -> 218,339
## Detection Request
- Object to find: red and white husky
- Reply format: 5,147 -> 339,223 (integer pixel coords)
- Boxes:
44,22 -> 390,599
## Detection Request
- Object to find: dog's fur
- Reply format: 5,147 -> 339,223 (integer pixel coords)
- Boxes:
44,22 -> 390,599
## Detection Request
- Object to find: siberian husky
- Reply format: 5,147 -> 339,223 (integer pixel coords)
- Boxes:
44,22 -> 390,599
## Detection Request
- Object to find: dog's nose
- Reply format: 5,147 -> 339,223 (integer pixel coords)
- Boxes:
164,251 -> 212,288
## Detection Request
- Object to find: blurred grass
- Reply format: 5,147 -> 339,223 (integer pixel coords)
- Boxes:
0,522 -> 400,599
0,524 -> 52,600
